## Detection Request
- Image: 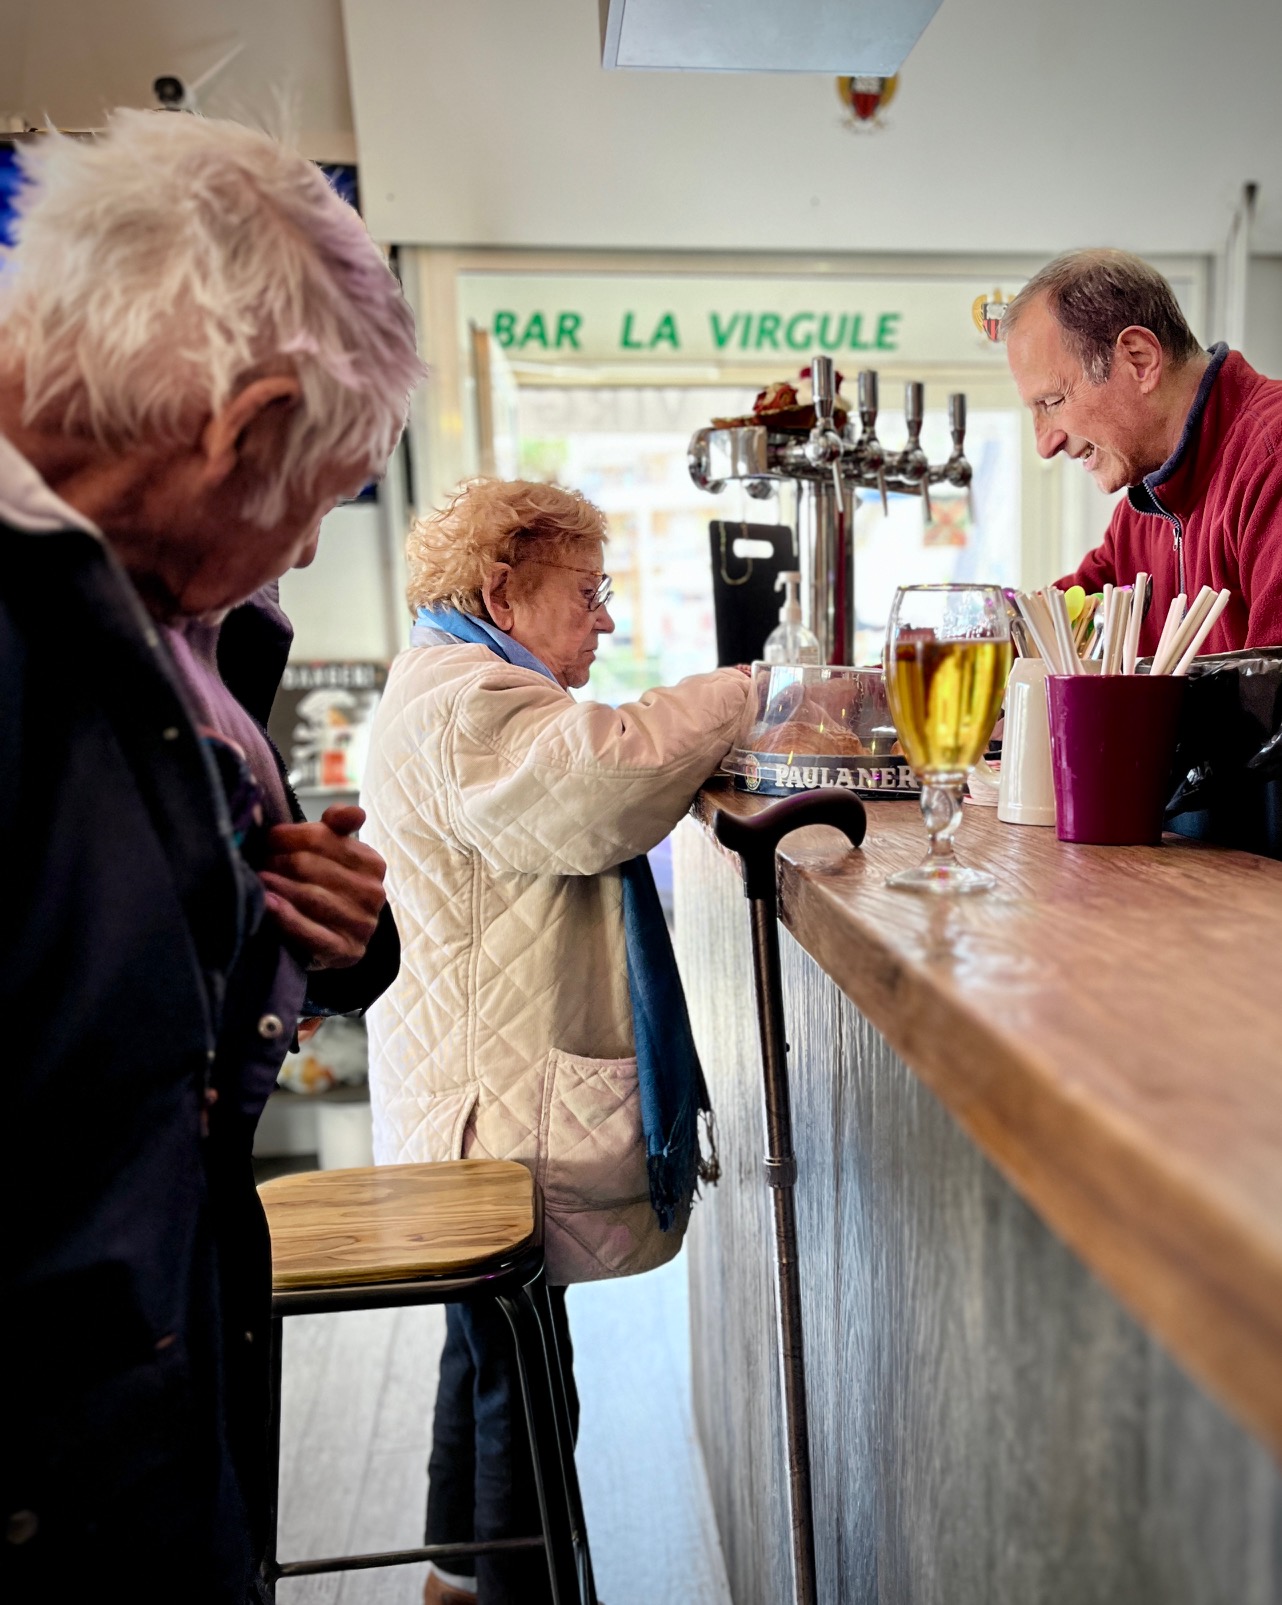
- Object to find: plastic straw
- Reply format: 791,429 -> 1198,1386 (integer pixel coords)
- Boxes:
1150,593 -> 1186,676
1060,589 -> 1085,673
1048,587 -> 1082,675
1171,589 -> 1231,675
1122,573 -> 1148,674
1014,592 -> 1062,672
1105,588 -> 1130,674
1154,586 -> 1217,675
1099,583 -> 1116,671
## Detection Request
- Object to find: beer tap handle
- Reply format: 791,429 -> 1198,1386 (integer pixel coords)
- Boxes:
945,391 -> 974,518
854,371 -> 888,512
858,369 -> 878,433
949,391 -> 967,456
812,354 -> 836,429
901,381 -> 930,516
904,381 -> 924,445
805,353 -> 843,470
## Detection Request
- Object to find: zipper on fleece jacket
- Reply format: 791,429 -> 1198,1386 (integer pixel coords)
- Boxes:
1146,483 -> 1185,595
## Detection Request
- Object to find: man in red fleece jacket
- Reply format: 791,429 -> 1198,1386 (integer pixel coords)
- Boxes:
1003,249 -> 1282,655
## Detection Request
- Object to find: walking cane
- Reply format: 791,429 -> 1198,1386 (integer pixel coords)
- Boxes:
713,788 -> 868,1605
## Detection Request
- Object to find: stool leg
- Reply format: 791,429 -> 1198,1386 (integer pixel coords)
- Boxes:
258,1314 -> 284,1603
498,1288 -> 582,1605
525,1276 -> 596,1604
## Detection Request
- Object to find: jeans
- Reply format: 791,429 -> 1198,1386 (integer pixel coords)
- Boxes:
425,1290 -> 578,1605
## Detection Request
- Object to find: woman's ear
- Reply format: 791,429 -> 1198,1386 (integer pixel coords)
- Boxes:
481,563 -> 515,632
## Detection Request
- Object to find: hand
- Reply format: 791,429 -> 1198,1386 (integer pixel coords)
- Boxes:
259,805 -> 387,970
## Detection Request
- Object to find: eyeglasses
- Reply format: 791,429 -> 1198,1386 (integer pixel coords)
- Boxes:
522,559 -> 613,613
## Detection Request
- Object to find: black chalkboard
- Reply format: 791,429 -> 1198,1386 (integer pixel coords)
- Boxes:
709,521 -> 796,667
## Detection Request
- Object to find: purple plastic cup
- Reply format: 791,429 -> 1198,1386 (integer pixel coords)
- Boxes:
1046,674 -> 1187,845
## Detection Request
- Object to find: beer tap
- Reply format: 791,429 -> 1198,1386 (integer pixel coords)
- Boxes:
804,355 -> 844,474
899,380 -> 933,524
854,370 -> 889,515
940,392 -> 974,521
687,363 -> 974,665
687,427 -> 725,495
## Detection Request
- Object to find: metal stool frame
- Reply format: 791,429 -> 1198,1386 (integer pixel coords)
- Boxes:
259,1193 -> 595,1605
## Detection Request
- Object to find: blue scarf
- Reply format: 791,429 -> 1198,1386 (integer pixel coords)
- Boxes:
414,604 -> 716,1230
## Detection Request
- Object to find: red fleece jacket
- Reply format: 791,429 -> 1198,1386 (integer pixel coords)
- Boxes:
1059,346 -> 1282,655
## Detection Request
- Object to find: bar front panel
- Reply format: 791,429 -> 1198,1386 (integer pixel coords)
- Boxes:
674,815 -> 1282,1605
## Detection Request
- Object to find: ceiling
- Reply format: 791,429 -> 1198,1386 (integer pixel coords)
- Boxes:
342,0 -> 1282,256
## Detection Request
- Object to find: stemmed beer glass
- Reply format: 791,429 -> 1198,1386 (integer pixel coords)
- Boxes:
883,584 -> 1012,894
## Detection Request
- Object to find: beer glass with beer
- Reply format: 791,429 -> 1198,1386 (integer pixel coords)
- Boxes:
883,583 -> 1011,893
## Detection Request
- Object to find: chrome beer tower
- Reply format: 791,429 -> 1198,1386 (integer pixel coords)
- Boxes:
688,355 -> 972,664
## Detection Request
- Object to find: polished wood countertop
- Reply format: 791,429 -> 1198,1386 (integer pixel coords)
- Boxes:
692,782 -> 1282,1460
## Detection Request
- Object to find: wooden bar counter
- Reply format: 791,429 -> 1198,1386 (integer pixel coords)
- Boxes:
673,784 -> 1282,1605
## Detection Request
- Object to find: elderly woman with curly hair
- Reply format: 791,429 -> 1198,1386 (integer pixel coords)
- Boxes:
361,477 -> 749,1605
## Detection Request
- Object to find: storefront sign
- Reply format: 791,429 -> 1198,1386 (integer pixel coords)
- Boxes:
458,272 -> 1023,367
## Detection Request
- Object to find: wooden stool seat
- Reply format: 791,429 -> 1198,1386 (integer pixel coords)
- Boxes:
256,1157 -> 592,1602
258,1160 -> 536,1291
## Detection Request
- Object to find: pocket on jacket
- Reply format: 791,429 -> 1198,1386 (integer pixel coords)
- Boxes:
541,1048 -> 650,1211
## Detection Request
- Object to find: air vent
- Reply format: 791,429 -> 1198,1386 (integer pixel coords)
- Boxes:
599,0 -> 944,76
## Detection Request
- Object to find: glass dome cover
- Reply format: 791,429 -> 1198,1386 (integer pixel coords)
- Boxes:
722,662 -> 920,798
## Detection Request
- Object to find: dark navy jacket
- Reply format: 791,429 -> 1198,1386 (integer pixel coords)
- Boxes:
0,519 -> 398,1601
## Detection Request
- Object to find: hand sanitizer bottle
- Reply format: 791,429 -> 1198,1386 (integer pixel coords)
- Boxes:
763,572 -> 822,665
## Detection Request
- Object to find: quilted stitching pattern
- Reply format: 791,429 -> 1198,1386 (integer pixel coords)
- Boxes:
362,643 -> 749,1283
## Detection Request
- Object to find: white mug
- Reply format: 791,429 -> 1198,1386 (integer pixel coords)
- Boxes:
998,658 -> 1056,826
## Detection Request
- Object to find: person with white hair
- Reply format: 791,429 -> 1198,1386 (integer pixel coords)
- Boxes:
0,111 -> 424,1603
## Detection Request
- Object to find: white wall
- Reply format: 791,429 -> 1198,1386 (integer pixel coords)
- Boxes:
0,0 -> 355,158
1246,258 -> 1282,379
343,0 -> 1282,256
278,502 -> 392,661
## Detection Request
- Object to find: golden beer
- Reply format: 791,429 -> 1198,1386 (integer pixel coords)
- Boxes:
885,637 -> 1012,780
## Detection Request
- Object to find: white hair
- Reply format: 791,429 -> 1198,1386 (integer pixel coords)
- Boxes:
0,110 -> 425,524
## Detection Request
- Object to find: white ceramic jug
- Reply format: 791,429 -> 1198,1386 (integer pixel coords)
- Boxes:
998,659 -> 1056,826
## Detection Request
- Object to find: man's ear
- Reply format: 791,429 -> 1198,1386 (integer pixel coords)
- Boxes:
198,375 -> 303,489
481,563 -> 515,632
1115,326 -> 1164,394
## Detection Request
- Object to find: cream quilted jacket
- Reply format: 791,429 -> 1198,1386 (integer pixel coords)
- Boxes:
361,640 -> 749,1284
